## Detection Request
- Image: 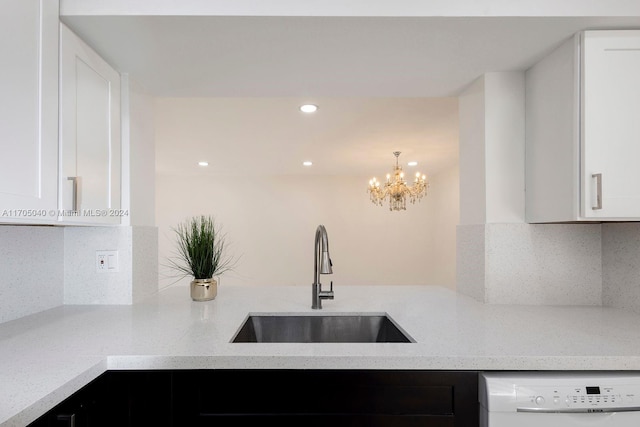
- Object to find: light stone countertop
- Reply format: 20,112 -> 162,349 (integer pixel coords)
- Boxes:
3,284 -> 640,426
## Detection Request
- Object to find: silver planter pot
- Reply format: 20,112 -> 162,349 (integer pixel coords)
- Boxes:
190,278 -> 217,301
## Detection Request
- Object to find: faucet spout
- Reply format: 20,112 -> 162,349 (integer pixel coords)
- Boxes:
312,225 -> 334,309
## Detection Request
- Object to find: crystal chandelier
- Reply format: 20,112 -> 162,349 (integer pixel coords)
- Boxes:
368,151 -> 429,211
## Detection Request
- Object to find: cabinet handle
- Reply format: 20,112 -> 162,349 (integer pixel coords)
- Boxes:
67,176 -> 81,211
592,173 -> 602,210
56,413 -> 76,427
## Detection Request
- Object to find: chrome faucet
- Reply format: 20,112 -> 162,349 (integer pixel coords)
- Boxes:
312,224 -> 334,309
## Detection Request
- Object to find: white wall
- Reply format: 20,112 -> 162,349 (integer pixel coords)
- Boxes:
459,77 -> 486,225
459,72 -> 525,225
424,165 -> 459,286
155,96 -> 459,291
484,73 -> 525,223
156,166 -> 459,290
127,78 -> 156,227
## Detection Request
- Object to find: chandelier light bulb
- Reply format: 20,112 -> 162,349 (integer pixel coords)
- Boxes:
300,104 -> 318,113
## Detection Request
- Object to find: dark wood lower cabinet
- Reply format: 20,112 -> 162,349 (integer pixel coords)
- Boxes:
29,370 -> 478,427
172,370 -> 478,427
28,373 -> 109,427
29,371 -> 172,427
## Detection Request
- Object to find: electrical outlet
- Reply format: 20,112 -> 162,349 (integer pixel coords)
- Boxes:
96,250 -> 119,273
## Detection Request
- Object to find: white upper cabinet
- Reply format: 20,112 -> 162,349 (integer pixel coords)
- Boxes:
582,31 -> 640,219
526,30 -> 640,222
59,23 -> 121,224
0,0 -> 59,223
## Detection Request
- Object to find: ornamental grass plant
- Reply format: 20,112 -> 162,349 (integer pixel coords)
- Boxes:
169,215 -> 235,280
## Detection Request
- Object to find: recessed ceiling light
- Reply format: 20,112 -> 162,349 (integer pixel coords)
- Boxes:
303,161 -> 313,166
198,161 -> 209,167
300,104 -> 318,113
408,161 -> 418,166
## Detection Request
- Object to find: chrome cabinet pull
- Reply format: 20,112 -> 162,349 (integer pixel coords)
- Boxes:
56,413 -> 76,427
67,176 -> 80,211
592,173 -> 602,210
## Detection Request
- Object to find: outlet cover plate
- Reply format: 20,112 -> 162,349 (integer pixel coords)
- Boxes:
96,250 -> 119,273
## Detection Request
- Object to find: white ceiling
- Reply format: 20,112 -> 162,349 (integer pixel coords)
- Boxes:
62,16 -> 640,176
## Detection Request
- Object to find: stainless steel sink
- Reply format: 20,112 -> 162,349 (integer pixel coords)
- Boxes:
231,313 -> 414,343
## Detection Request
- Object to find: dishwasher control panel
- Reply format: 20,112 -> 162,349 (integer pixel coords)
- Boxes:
480,372 -> 640,413
515,384 -> 637,411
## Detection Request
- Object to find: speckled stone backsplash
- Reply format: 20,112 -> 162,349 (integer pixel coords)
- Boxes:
64,226 -> 158,305
0,225 -> 65,323
0,225 -> 159,325
458,223 -> 603,306
602,223 -> 640,315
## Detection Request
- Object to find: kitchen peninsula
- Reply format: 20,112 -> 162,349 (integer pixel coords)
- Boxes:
3,284 -> 640,426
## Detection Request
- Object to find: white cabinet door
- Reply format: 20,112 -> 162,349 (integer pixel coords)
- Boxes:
0,0 -> 58,224
59,23 -> 121,224
525,35 -> 581,223
582,30 -> 640,219
526,30 -> 640,222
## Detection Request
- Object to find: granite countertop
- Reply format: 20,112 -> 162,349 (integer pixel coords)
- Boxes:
3,284 -> 640,426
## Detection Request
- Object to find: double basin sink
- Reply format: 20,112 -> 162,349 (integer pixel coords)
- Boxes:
231,313 -> 414,343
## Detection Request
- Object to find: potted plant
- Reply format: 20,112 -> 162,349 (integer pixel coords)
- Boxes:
169,215 -> 236,301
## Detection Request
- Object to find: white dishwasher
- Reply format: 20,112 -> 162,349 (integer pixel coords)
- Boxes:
480,372 -> 640,427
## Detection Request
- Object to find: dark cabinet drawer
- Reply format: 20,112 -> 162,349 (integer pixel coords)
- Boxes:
173,370 -> 478,427
29,370 -> 478,427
